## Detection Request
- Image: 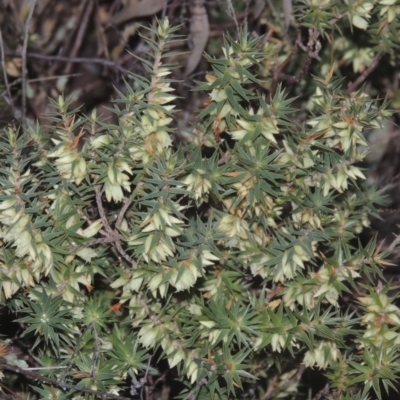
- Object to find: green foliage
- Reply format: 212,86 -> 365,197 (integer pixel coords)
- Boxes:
1,3 -> 400,399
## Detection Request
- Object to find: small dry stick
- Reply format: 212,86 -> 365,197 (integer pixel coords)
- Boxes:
388,234 -> 400,252
0,29 -> 16,118
262,365 -> 305,400
65,0 -> 94,74
270,29 -> 301,96
5,51 -> 129,74
95,185 -> 114,234
60,324 -> 91,383
94,184 -> 136,266
0,362 -> 133,400
47,0 -> 88,75
0,74 -> 81,100
329,11 -> 348,26
313,383 -> 330,400
162,0 -> 169,19
347,52 -> 383,93
243,0 -> 251,33
116,196 -> 133,228
0,381 -> 25,400
68,235 -> 123,253
21,0 -> 37,128
226,0 -> 239,34
182,378 -> 208,400
90,323 -> 100,378
116,240 -> 136,265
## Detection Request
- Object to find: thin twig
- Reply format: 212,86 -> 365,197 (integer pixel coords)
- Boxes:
91,323 -> 100,378
5,52 -> 129,75
271,28 -> 322,96
60,324 -> 91,383
297,28 -> 321,60
116,240 -> 136,265
270,29 -> 301,96
68,235 -> 123,253
0,74 -> 82,99
347,52 -> 383,93
0,381 -> 25,400
94,0 -> 111,68
388,234 -> 400,252
116,197 -> 133,228
329,11 -> 348,26
266,0 -> 291,46
226,0 -> 239,34
94,184 -> 136,266
65,0 -> 94,74
0,28 -> 16,118
21,0 -> 37,128
0,362 -> 133,400
182,378 -> 207,400
312,383 -> 330,400
162,0 -> 169,19
243,0 -> 251,33
262,365 -> 305,400
48,0 -> 88,76
95,185 -> 114,234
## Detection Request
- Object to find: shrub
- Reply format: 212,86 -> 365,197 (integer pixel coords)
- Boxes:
0,3 -> 400,400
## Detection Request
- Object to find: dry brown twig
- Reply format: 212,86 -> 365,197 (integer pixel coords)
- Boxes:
0,362 -> 133,400
5,50 -> 129,74
182,378 -> 208,400
243,0 -> 251,33
0,28 -> 16,118
94,184 -> 136,266
313,383 -> 330,400
162,0 -> 169,19
95,184 -> 114,234
270,28 -> 322,96
262,365 -> 305,400
269,29 -> 301,96
65,0 -> 94,74
21,0 -> 37,128
347,52 -> 383,93
388,233 -> 400,252
48,0 -> 89,76
0,381 -> 25,400
226,0 -> 240,34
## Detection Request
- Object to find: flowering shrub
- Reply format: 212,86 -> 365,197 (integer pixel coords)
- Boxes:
1,2 -> 400,399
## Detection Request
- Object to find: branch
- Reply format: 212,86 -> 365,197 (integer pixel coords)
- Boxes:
4,51 -> 129,74
65,0 -> 93,74
262,365 -> 305,400
313,383 -> 330,400
388,233 -> 400,252
21,0 -> 37,128
0,28 -> 16,118
329,11 -> 348,26
68,235 -> 123,253
0,362 -> 133,400
162,0 -> 169,19
272,28 -> 321,93
60,324 -> 91,383
115,240 -> 136,265
116,197 -> 133,229
270,29 -> 301,96
347,52 -> 383,93
182,378 -> 207,400
226,0 -> 239,34
94,184 -> 136,266
0,381 -> 25,400
95,185 -> 114,234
